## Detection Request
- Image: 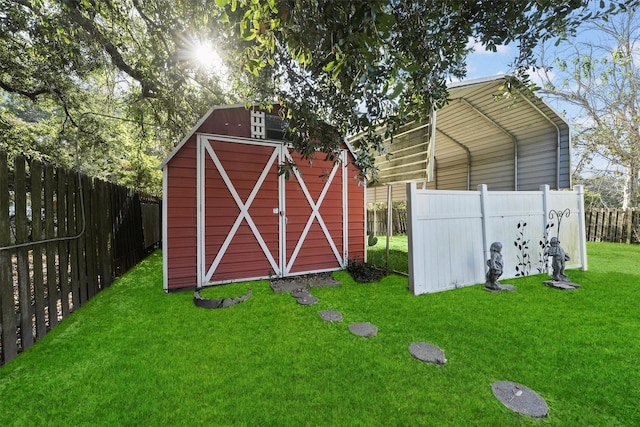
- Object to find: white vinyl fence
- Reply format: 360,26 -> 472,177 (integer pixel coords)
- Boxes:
406,183 -> 587,295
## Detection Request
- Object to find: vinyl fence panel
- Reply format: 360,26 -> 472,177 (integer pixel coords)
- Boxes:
407,183 -> 586,295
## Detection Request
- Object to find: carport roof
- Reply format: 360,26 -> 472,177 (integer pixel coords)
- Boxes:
433,74 -> 570,189
370,74 -> 570,190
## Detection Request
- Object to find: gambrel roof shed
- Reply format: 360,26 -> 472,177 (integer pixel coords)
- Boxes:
160,105 -> 365,291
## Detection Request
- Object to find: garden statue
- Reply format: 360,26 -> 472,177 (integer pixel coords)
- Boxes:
485,242 -> 503,290
545,237 -> 570,282
543,237 -> 580,290
484,242 -> 516,292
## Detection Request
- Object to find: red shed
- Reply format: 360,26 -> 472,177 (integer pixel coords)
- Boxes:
160,105 -> 365,291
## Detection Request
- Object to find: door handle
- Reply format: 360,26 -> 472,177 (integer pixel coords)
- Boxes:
278,210 -> 287,224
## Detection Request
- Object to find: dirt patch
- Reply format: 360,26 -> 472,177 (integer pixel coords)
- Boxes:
270,272 -> 341,293
346,261 -> 390,283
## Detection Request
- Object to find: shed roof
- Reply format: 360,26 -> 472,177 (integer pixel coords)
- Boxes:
159,103 -> 359,170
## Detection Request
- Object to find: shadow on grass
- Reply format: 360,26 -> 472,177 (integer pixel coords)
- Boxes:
366,249 -> 408,273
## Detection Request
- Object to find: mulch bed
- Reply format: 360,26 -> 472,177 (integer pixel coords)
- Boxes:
346,261 -> 390,283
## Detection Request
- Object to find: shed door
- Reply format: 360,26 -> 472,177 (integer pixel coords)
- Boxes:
283,149 -> 347,275
198,136 -> 347,286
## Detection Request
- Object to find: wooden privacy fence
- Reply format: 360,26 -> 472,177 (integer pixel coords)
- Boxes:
0,151 -> 161,366
368,206 -> 639,245
585,208 -> 639,244
406,183 -> 587,295
366,208 -> 408,235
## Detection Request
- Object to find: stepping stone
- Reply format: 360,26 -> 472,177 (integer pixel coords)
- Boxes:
193,289 -> 252,309
484,284 -> 516,293
409,342 -> 446,365
291,287 -> 311,298
349,322 -> 378,337
296,294 -> 319,305
318,310 -> 343,322
491,381 -> 549,418
544,280 -> 581,290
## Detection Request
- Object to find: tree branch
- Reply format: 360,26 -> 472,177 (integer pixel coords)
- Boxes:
0,79 -> 49,102
63,3 -> 159,98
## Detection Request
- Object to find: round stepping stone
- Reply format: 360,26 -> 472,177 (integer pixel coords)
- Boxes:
291,288 -> 311,298
484,284 -> 516,293
491,381 -> 549,418
409,342 -> 446,365
318,310 -> 343,322
544,280 -> 581,290
348,322 -> 377,337
296,294 -> 319,305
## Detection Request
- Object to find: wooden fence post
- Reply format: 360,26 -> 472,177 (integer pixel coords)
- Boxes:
83,175 -> 97,299
57,169 -> 70,318
30,160 -> 47,339
0,151 -> 18,363
67,170 -> 79,312
14,155 -> 34,349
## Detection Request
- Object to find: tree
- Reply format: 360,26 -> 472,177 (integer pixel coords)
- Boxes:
1,75 -> 166,195
1,0 -> 233,193
215,0 -> 637,178
1,0 -> 636,186
574,174 -> 626,208
537,6 -> 640,208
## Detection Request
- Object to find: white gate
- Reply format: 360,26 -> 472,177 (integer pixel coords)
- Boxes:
406,183 -> 587,295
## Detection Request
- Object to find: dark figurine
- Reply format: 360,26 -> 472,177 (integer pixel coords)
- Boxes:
546,237 -> 570,282
485,242 -> 503,291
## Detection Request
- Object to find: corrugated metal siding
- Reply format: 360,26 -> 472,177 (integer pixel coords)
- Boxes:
165,137 -> 198,290
435,94 -> 516,190
366,78 -> 571,200
373,120 -> 432,184
434,80 -> 570,191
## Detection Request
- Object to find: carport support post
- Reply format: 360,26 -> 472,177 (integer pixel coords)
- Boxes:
386,184 -> 392,268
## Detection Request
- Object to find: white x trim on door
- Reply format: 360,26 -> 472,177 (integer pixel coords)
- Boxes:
197,135 -> 348,286
200,137 -> 281,284
284,150 -> 344,275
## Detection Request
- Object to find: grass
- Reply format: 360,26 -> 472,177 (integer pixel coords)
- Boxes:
1,242 -> 639,425
366,234 -> 409,273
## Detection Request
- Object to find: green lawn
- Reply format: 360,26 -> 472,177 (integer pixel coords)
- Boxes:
366,234 -> 409,273
1,242 -> 639,426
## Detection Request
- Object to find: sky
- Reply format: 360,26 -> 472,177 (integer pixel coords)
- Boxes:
462,37 -> 607,176
463,40 -> 573,126
464,40 -> 516,80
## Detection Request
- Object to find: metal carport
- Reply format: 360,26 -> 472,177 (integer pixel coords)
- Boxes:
366,74 -> 571,203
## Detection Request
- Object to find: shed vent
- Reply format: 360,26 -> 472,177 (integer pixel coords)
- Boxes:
251,110 -> 266,139
265,114 -> 285,140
